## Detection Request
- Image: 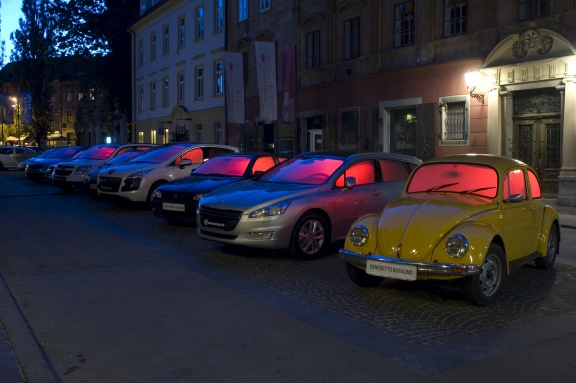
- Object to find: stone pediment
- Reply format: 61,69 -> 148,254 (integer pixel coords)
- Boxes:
481,28 -> 576,69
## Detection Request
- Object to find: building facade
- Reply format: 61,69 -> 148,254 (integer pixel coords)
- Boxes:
130,0 -> 227,146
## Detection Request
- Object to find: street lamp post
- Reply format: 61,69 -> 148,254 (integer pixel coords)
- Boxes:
11,96 -> 21,146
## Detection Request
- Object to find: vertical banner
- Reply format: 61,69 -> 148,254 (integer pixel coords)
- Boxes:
282,47 -> 296,124
224,52 -> 245,124
2,91 -> 14,124
20,91 -> 33,125
255,41 -> 277,123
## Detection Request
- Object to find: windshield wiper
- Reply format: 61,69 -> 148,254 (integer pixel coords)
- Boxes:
460,186 -> 495,194
426,182 -> 459,192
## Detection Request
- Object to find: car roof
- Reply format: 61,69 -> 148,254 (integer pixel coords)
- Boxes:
296,151 -> 422,164
423,154 -> 530,173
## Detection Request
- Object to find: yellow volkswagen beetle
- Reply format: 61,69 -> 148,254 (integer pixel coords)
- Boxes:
339,154 -> 560,306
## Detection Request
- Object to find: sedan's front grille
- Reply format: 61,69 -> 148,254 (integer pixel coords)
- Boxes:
98,176 -> 122,192
54,165 -> 74,176
198,206 -> 243,231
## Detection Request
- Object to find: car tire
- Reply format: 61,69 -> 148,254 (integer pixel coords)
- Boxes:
535,224 -> 559,270
290,212 -> 328,260
345,262 -> 384,287
463,243 -> 507,306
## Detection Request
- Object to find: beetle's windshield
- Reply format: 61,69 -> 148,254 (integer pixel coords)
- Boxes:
407,163 -> 498,198
259,157 -> 344,185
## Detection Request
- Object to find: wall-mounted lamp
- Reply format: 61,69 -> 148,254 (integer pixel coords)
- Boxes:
465,70 -> 485,104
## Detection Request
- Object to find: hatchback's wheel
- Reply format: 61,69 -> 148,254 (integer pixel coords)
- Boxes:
290,213 -> 328,260
535,224 -> 559,270
345,262 -> 384,287
464,243 -> 507,306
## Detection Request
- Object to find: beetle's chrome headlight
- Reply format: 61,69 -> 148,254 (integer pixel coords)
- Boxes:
445,234 -> 469,258
349,225 -> 369,247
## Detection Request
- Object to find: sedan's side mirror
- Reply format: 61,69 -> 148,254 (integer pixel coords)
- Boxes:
179,158 -> 192,169
344,176 -> 357,189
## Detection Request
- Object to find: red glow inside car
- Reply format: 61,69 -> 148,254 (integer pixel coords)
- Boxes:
195,156 -> 252,176
259,157 -> 344,185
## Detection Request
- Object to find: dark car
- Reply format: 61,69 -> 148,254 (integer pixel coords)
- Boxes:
24,146 -> 87,182
151,153 -> 288,225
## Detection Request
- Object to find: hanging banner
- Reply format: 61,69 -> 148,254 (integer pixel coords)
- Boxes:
282,47 -> 296,124
224,51 -> 245,124
20,91 -> 33,125
1,92 -> 14,125
255,41 -> 277,123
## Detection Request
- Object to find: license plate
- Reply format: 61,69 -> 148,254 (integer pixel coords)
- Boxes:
366,260 -> 417,281
163,203 -> 185,212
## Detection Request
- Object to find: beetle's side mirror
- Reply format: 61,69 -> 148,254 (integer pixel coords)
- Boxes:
508,194 -> 524,203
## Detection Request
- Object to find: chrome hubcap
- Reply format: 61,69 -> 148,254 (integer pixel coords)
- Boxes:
298,219 -> 325,255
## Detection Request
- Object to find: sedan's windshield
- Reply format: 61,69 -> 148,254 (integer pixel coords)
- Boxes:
194,156 -> 251,176
130,145 -> 190,164
407,163 -> 498,198
259,157 -> 344,185
77,146 -> 117,160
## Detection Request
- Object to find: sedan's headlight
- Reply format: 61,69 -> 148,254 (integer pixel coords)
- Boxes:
249,201 -> 291,218
349,225 -> 369,247
445,234 -> 469,258
193,193 -> 207,201
75,165 -> 92,174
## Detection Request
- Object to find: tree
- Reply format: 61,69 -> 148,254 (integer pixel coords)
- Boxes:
10,0 -> 57,146
0,0 -> 6,68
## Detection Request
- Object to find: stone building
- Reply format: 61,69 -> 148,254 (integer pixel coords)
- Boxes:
130,0 -> 227,146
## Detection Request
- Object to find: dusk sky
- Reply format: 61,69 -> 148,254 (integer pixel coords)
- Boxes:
1,0 -> 23,62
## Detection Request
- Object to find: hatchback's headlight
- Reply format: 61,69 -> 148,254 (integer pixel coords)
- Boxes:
349,225 -> 369,247
75,165 -> 91,174
126,169 -> 152,180
193,193 -> 207,201
249,201 -> 291,218
445,234 -> 469,258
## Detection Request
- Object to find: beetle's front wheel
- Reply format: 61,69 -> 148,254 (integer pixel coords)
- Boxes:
463,244 -> 507,306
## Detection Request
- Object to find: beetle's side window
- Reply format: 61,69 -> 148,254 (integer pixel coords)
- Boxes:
527,170 -> 542,199
335,161 -> 375,188
503,169 -> 527,201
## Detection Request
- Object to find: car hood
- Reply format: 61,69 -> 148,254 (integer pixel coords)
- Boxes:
375,193 -> 498,261
159,175 -> 244,194
29,158 -> 68,166
200,180 -> 320,211
102,162 -> 160,176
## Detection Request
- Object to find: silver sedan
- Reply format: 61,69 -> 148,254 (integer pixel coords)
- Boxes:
197,152 -> 422,259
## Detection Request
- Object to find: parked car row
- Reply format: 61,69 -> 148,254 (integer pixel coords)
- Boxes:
13,148 -> 561,306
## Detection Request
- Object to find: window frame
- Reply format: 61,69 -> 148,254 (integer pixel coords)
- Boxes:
177,72 -> 185,103
178,15 -> 186,48
150,82 -> 156,110
162,77 -> 169,107
339,108 -> 360,149
444,0 -> 467,37
196,6 -> 204,40
162,24 -> 169,55
518,0 -> 548,21
439,95 -> 470,146
215,60 -> 224,96
150,32 -> 157,61
238,0 -> 248,21
260,0 -> 271,13
343,17 -> 360,60
394,1 -> 414,48
215,0 -> 224,32
196,66 -> 204,99
306,30 -> 320,68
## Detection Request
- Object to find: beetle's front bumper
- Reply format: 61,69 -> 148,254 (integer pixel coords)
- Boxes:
339,249 -> 480,276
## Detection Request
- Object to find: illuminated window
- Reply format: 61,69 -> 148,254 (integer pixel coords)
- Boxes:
178,72 -> 185,103
151,32 -> 157,60
215,61 -> 224,95
519,0 -> 548,21
150,82 -> 156,110
344,17 -> 359,60
238,0 -> 247,21
196,66 -> 204,99
178,16 -> 185,47
162,77 -> 169,107
215,0 -> 224,32
138,39 -> 144,66
439,95 -> 469,146
260,0 -> 270,12
196,7 -> 204,39
139,86 -> 144,112
163,25 -> 169,55
394,2 -> 414,47
444,0 -> 467,37
307,30 -> 320,68
380,159 -> 411,181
